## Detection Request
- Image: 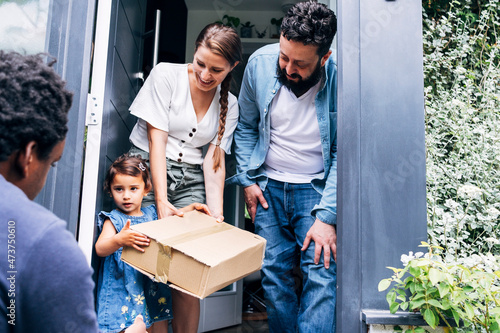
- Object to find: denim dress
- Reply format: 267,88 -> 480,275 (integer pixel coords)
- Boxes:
96,205 -> 173,332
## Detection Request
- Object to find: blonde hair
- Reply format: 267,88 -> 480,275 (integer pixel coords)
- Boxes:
195,23 -> 242,171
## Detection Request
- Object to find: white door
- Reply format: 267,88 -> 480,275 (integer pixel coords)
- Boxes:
78,0 -> 244,331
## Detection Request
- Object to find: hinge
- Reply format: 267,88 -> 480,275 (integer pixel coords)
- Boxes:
86,94 -> 100,126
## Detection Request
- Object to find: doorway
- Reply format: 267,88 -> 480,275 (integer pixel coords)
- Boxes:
79,0 -> 245,331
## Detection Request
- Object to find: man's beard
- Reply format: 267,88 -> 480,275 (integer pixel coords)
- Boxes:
276,59 -> 324,96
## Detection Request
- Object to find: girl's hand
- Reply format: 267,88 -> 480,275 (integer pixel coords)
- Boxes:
124,314 -> 146,333
115,220 -> 150,252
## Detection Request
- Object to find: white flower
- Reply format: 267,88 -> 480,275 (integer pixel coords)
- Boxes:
451,99 -> 466,108
401,251 -> 415,265
485,237 -> 499,245
445,199 -> 460,210
486,207 -> 500,218
457,185 -> 482,198
121,306 -> 128,314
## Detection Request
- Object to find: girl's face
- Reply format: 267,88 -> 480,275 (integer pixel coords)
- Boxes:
110,173 -> 148,216
191,45 -> 236,92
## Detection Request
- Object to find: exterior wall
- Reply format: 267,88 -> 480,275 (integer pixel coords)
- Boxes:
337,0 -> 426,330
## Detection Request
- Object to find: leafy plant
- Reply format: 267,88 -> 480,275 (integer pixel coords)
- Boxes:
241,21 -> 254,28
216,15 -> 240,28
255,27 -> 268,39
270,17 -> 283,26
379,242 -> 500,333
423,0 -> 500,259
270,17 -> 283,38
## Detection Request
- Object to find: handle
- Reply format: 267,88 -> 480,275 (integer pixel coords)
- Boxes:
153,10 -> 161,66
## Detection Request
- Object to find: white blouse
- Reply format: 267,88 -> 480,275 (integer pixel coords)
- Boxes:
129,63 -> 239,165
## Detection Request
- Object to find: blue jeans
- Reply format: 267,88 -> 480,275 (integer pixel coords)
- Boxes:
254,179 -> 336,333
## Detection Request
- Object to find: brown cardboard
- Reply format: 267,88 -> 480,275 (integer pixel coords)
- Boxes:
121,210 -> 266,299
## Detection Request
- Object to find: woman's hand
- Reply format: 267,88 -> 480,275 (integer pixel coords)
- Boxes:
156,198 -> 184,219
115,220 -> 150,252
179,203 -> 224,222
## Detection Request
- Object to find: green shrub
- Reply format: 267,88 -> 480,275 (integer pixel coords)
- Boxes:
379,243 -> 500,333
424,0 -> 500,259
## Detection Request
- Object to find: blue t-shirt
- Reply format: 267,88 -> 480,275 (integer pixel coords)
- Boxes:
0,175 -> 98,332
96,206 -> 172,332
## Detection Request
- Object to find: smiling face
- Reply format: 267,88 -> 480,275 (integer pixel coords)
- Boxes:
109,173 -> 148,216
191,45 -> 235,92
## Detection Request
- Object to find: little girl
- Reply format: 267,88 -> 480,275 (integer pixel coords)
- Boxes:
95,154 -> 209,332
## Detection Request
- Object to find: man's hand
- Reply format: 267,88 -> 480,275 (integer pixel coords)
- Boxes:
301,219 -> 337,268
243,184 -> 268,222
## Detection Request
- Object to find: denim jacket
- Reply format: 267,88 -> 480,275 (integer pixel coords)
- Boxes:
227,43 -> 337,225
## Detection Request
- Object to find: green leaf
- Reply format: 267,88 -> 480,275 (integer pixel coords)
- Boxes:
410,298 -> 426,311
396,289 -> 407,297
463,286 -> 474,293
386,290 -> 397,304
429,268 -> 445,285
451,309 -> 461,327
438,283 -> 450,298
400,302 -> 408,311
464,303 -> 475,319
390,302 -> 400,313
423,308 -> 439,329
428,299 -> 444,309
378,279 -> 392,291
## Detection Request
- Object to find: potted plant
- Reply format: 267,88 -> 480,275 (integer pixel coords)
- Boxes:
216,15 -> 240,29
240,21 -> 254,38
270,17 -> 283,38
255,26 -> 268,39
379,242 -> 500,332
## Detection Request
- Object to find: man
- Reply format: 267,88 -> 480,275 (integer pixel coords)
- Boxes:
228,1 -> 338,332
0,51 -> 145,332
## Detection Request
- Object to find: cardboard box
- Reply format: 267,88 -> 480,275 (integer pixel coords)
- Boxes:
121,211 -> 266,299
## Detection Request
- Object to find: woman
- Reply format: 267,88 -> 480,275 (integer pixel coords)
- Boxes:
127,23 -> 242,333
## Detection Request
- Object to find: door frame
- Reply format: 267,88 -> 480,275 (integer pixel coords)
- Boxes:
78,0 -> 114,263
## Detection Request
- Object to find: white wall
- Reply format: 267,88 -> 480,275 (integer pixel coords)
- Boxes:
185,1 -> 338,62
185,9 -> 283,61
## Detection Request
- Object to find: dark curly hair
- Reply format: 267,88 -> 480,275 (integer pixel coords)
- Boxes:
0,51 -> 73,162
281,1 -> 337,57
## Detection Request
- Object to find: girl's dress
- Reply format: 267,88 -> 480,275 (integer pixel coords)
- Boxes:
96,205 -> 172,332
